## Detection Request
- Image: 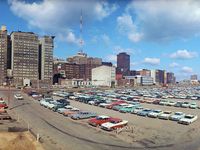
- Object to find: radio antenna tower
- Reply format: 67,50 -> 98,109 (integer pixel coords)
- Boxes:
79,9 -> 83,53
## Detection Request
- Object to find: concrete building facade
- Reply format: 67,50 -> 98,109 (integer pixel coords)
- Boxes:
39,36 -> 54,85
0,26 -> 7,85
92,65 -> 116,87
11,31 -> 39,86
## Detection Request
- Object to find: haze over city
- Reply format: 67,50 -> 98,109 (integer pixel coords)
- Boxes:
1,0 -> 200,80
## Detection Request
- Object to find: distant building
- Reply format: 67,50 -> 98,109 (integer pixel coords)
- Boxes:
102,61 -> 112,67
167,72 -> 176,84
151,69 -> 166,85
124,75 -> 153,86
67,52 -> 102,80
191,74 -> 198,81
137,69 -> 151,77
39,36 -> 54,86
92,65 -> 116,87
0,25 -> 7,85
117,52 -> 130,75
11,31 -> 39,86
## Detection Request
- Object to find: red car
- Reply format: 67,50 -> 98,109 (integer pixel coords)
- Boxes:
88,116 -> 120,127
106,101 -> 127,109
0,102 -> 8,109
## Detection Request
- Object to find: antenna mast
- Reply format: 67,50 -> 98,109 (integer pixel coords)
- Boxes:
79,9 -> 83,53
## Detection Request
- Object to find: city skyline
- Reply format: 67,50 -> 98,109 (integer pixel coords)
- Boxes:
1,0 -> 200,80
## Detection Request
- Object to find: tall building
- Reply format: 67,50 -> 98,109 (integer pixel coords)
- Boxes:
117,52 -> 130,75
39,36 -> 54,85
0,25 -> 7,85
11,31 -> 39,86
155,70 -> 165,84
167,72 -> 176,84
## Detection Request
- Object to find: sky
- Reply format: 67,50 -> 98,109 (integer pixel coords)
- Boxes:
1,0 -> 200,81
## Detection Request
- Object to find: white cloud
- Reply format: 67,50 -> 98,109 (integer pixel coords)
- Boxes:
117,14 -> 143,42
101,34 -> 111,46
169,62 -> 179,67
105,54 -> 117,62
143,58 -> 160,65
125,0 -> 200,42
9,0 -> 117,44
181,66 -> 193,74
170,49 -> 198,59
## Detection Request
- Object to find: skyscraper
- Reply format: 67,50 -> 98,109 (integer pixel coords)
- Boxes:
117,52 -> 130,75
39,36 -> 54,85
0,25 -> 7,85
11,31 -> 39,86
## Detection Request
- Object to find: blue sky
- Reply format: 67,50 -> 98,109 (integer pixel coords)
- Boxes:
1,0 -> 200,80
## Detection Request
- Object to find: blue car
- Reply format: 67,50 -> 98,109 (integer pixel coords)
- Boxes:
137,109 -> 152,116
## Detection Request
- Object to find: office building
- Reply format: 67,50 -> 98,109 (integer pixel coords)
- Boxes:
0,25 -> 7,85
137,69 -> 151,77
167,72 -> 176,84
191,74 -> 198,81
92,65 -> 116,87
39,36 -> 54,85
66,52 -> 102,80
11,31 -> 39,86
117,52 -> 130,75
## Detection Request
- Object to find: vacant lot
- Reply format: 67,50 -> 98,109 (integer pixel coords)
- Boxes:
0,132 -> 43,150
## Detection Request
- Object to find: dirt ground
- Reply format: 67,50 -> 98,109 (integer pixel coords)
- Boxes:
0,132 -> 44,150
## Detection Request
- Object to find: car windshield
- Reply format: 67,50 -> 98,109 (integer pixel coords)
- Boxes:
185,115 -> 194,119
175,112 -> 182,115
164,112 -> 171,114
154,110 -> 161,113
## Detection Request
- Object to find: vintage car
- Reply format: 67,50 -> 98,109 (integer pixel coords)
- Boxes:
14,94 -> 24,100
148,110 -> 163,118
158,111 -> 172,120
101,119 -> 128,131
178,114 -> 198,125
71,111 -> 97,120
169,112 -> 185,121
88,115 -> 113,127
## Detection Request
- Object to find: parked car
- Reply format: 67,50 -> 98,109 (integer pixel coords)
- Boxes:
106,101 -> 127,109
189,102 -> 198,109
137,109 -> 152,117
167,101 -> 176,106
152,99 -> 161,105
119,105 -> 138,113
71,111 -> 97,120
131,107 -> 143,114
158,111 -> 172,120
63,109 -> 80,116
169,112 -> 185,121
57,108 -> 67,114
112,103 -> 129,111
14,94 -> 24,100
178,114 -> 198,125
181,102 -> 190,108
174,101 -> 183,107
88,115 -> 112,127
0,101 -> 8,109
101,119 -> 128,131
148,110 -> 163,118
159,100 -> 169,105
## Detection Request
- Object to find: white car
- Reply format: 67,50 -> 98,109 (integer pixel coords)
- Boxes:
169,112 -> 185,121
98,103 -> 110,108
14,94 -> 23,100
178,114 -> 198,125
158,111 -> 172,120
57,108 -> 67,114
167,101 -> 176,106
131,107 -> 143,114
65,105 -> 74,109
148,110 -> 163,118
88,101 -> 95,105
181,102 -> 190,108
101,119 -> 128,131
